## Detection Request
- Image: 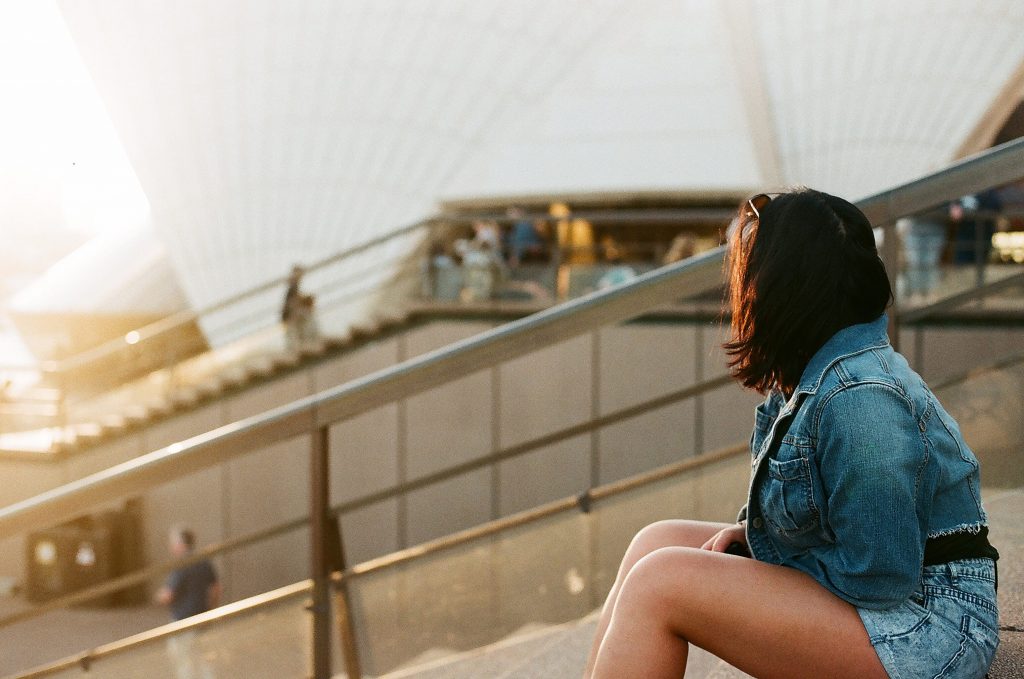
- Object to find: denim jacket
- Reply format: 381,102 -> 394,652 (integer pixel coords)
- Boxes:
740,314 -> 989,610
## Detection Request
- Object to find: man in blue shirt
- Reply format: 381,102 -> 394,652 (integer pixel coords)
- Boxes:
157,526 -> 220,679
157,526 -> 219,620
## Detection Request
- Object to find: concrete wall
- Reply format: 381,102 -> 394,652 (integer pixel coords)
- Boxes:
1,318 -> 1020,603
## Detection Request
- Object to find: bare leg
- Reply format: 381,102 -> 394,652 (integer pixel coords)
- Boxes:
590,547 -> 887,679
583,520 -> 730,678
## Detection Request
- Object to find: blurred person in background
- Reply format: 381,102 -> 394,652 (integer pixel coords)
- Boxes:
157,526 -> 220,679
551,202 -> 595,298
663,232 -> 697,265
506,206 -> 548,267
896,204 -> 949,304
951,188 -> 1004,286
281,264 -> 318,351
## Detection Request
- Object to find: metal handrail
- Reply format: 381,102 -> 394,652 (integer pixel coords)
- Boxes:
855,136 -> 1024,225
329,372 -> 735,516
0,370 -> 735,631
0,247 -> 727,539
4,442 -> 750,679
343,443 -> 749,577
334,340 -> 1024,579
900,270 -> 1024,323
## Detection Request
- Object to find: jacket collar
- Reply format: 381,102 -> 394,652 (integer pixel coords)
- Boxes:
793,314 -> 891,397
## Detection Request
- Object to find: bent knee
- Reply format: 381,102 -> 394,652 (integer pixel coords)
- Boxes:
630,521 -> 680,549
629,519 -> 713,553
622,547 -> 700,600
619,547 -> 726,619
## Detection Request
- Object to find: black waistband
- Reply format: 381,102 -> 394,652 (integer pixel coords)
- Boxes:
923,525 -> 999,567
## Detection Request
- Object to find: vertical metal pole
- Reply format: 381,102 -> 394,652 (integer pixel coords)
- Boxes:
328,514 -> 364,679
333,571 -> 363,679
880,220 -> 901,351
587,328 -> 602,611
693,322 -> 705,456
56,366 -> 67,452
974,214 -> 986,289
589,329 -> 601,489
310,426 -> 332,679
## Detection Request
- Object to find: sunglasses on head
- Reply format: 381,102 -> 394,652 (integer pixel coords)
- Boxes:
745,193 -> 773,220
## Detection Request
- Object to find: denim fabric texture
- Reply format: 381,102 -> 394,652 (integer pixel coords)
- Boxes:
740,314 -> 991,607
858,559 -> 999,679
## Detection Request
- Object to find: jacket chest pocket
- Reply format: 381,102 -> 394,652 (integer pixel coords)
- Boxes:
759,454 -> 821,541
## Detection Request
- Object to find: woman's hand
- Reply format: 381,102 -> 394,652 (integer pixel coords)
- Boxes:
700,523 -> 748,553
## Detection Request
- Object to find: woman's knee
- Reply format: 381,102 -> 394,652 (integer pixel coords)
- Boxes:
622,522 -> 678,568
620,547 -> 700,609
631,520 -> 675,547
626,520 -> 717,559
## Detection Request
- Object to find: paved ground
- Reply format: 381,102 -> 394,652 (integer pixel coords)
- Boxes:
0,599 -> 168,677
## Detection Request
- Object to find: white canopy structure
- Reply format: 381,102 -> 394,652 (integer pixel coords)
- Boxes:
10,220 -> 185,317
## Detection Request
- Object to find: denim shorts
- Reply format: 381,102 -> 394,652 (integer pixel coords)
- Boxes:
857,559 -> 999,679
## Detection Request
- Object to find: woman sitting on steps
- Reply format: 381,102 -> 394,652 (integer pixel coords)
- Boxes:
583,188 -> 1000,679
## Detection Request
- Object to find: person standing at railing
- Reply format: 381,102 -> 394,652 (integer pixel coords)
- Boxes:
281,264 -> 318,351
951,188 -> 1004,287
662,231 -> 697,265
157,526 -> 220,679
452,221 -> 506,302
281,264 -> 305,347
551,202 -> 595,298
596,237 -> 637,291
896,204 -> 949,304
506,206 -> 548,267
584,189 -> 999,679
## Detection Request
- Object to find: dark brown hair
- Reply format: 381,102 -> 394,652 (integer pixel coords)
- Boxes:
724,188 -> 893,394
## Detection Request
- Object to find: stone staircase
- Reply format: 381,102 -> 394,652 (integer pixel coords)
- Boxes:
27,299 -> 587,455
6,312 -> 414,456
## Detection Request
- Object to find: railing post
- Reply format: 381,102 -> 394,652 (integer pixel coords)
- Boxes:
333,563 -> 363,679
310,425 -> 332,679
973,212 -> 988,289
880,219 -> 901,351
56,366 -> 68,452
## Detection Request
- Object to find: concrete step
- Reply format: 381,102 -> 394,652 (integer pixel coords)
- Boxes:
121,404 -> 155,427
377,616 -> 752,679
195,377 -> 226,398
96,413 -> 130,432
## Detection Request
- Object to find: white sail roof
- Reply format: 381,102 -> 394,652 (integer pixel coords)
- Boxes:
10,220 -> 186,316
